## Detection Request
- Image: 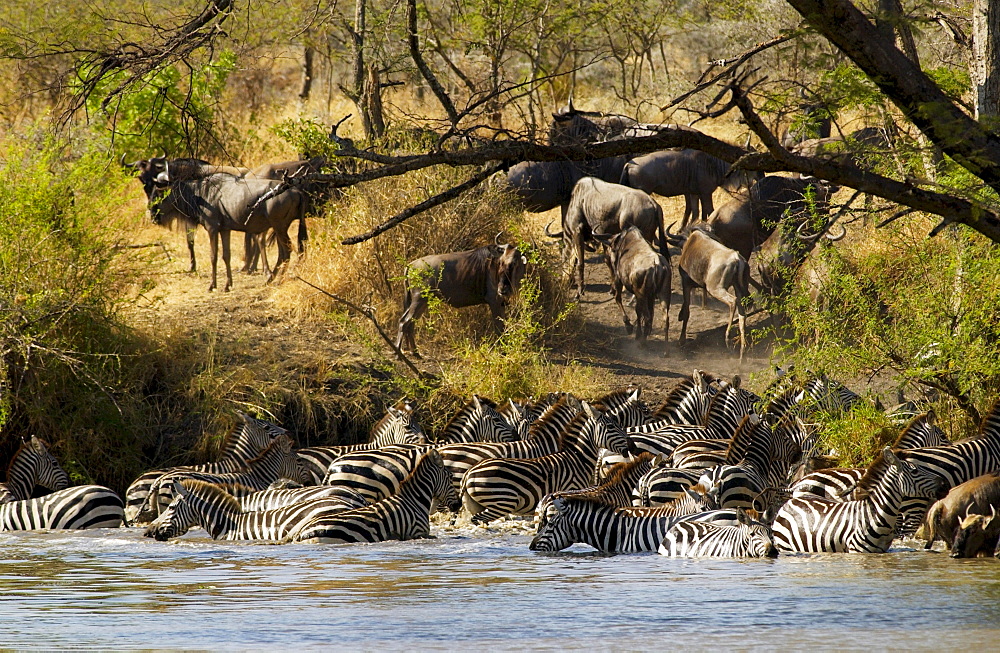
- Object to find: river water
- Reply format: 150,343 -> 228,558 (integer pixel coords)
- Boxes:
2,521 -> 999,650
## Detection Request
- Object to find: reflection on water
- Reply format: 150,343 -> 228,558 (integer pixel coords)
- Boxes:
2,526 -> 1000,649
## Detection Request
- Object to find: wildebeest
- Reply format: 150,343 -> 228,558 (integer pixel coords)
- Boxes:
593,226 -> 671,351
395,237 -> 528,358
130,157 -> 308,292
548,97 -> 641,147
950,506 -> 1000,558
703,175 -> 835,261
676,226 -> 751,360
755,213 -> 846,297
920,472 -> 1000,551
780,99 -> 833,149
620,149 -> 759,226
544,177 -> 665,297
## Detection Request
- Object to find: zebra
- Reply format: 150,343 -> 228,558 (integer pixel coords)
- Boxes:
144,434 -> 304,517
658,507 -> 778,558
144,479 -> 368,541
671,438 -> 731,469
800,373 -> 863,414
498,398 -> 531,438
633,463 -> 705,507
694,414 -> 800,516
321,444 -> 434,505
435,396 -> 520,444
461,402 -> 634,524
297,405 -> 428,485
789,411 -> 965,536
237,484 -> 369,512
0,485 -> 124,531
1,436 -> 70,503
650,369 -> 719,425
290,450 -> 460,544
437,395 -> 582,492
529,493 -> 739,553
124,411 -> 287,525
627,379 -> 759,457
593,388 -> 650,428
773,447 -> 946,553
554,452 -> 658,513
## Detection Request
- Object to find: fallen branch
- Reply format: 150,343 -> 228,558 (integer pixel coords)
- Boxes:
342,162 -> 507,245
293,276 -> 426,380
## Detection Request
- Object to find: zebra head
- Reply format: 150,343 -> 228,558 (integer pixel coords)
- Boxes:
424,450 -> 461,512
581,402 -> 635,457
529,495 -> 576,552
736,507 -> 779,558
144,480 -> 200,541
380,406 -> 428,446
876,448 -> 948,501
500,399 -> 531,438
474,396 -> 520,443
25,436 -> 71,492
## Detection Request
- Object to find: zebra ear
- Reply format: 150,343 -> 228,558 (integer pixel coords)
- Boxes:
582,401 -> 596,419
473,395 -> 483,410
882,446 -> 900,466
731,375 -> 742,389
736,507 -> 751,525
628,387 -> 640,402
652,453 -> 667,466
173,479 -> 189,498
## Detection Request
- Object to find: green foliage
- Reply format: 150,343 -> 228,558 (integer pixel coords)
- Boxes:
0,128 -> 157,489
774,219 -> 1000,433
82,51 -> 237,161
814,403 -> 897,468
925,66 -> 971,106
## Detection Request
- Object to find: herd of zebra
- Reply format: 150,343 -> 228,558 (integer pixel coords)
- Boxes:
3,368 -> 1000,558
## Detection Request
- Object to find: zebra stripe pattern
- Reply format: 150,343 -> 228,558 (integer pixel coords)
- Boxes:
291,450 -> 459,544
435,396 -> 519,444
1,436 -> 69,502
144,479 -> 368,541
0,485 -> 124,531
773,448 -> 946,553
529,493 -> 738,553
321,444 -> 433,504
124,411 -> 287,525
658,508 -> 778,558
297,405 -> 427,485
651,370 -> 718,425
462,402 -> 633,524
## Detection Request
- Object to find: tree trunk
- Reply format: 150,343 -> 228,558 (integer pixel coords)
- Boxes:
973,0 -> 1000,123
299,45 -> 314,101
361,64 -> 386,139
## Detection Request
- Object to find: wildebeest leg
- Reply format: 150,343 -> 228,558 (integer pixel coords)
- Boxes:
662,296 -> 671,356
220,230 -> 233,292
699,192 -> 714,222
678,271 -> 694,345
396,289 -> 427,358
242,232 -> 259,274
207,228 -> 220,292
272,228 -> 293,281
573,232 -> 587,297
259,232 -> 273,282
612,278 -> 632,335
683,195 -> 696,228
185,227 -> 197,273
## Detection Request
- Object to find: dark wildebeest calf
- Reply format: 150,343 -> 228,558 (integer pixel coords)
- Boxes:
544,177 -> 665,298
131,157 -> 307,292
593,226 -> 671,352
395,237 -> 528,358
620,149 -> 759,227
676,226 -> 751,360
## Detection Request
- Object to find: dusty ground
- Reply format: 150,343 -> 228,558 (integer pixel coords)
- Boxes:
130,191 -> 775,407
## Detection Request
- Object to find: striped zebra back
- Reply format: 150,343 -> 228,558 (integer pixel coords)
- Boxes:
144,479 -> 366,541
291,450 -> 458,543
704,379 -> 760,439
321,444 -> 434,504
530,492 -> 738,553
124,413 -> 284,525
801,374 -> 863,414
652,370 -> 716,425
436,396 -> 518,444
593,388 -> 649,428
2,436 -> 70,502
239,485 -> 368,512
0,485 -> 124,531
774,448 -> 945,553
147,434 -> 303,516
790,468 -> 863,499
658,508 -> 777,557
893,411 -> 949,449
553,452 -> 656,511
633,463 -> 703,507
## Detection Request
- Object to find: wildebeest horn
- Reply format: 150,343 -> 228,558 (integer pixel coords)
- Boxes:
744,133 -> 752,149
544,220 -> 564,239
796,220 -> 822,241
824,223 -> 847,241
664,221 -> 684,244
494,231 -> 503,246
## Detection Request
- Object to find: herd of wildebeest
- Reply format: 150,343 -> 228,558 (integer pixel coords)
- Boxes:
122,100 -> 877,360
2,368 -> 1000,559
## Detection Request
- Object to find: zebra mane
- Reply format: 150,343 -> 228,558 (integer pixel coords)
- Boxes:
601,452 -> 654,487
592,388 -> 636,412
180,479 -> 242,512
852,449 -> 905,498
242,434 -> 290,467
892,411 -> 946,448
724,414 -> 765,464
396,450 -> 441,489
6,437 -> 40,479
438,395 -> 498,441
528,395 -> 580,441
556,410 -> 593,449
978,396 -> 1000,441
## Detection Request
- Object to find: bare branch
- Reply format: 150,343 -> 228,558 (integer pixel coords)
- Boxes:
406,0 -> 459,127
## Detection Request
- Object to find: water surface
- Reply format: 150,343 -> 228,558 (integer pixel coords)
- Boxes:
2,525 -> 999,649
